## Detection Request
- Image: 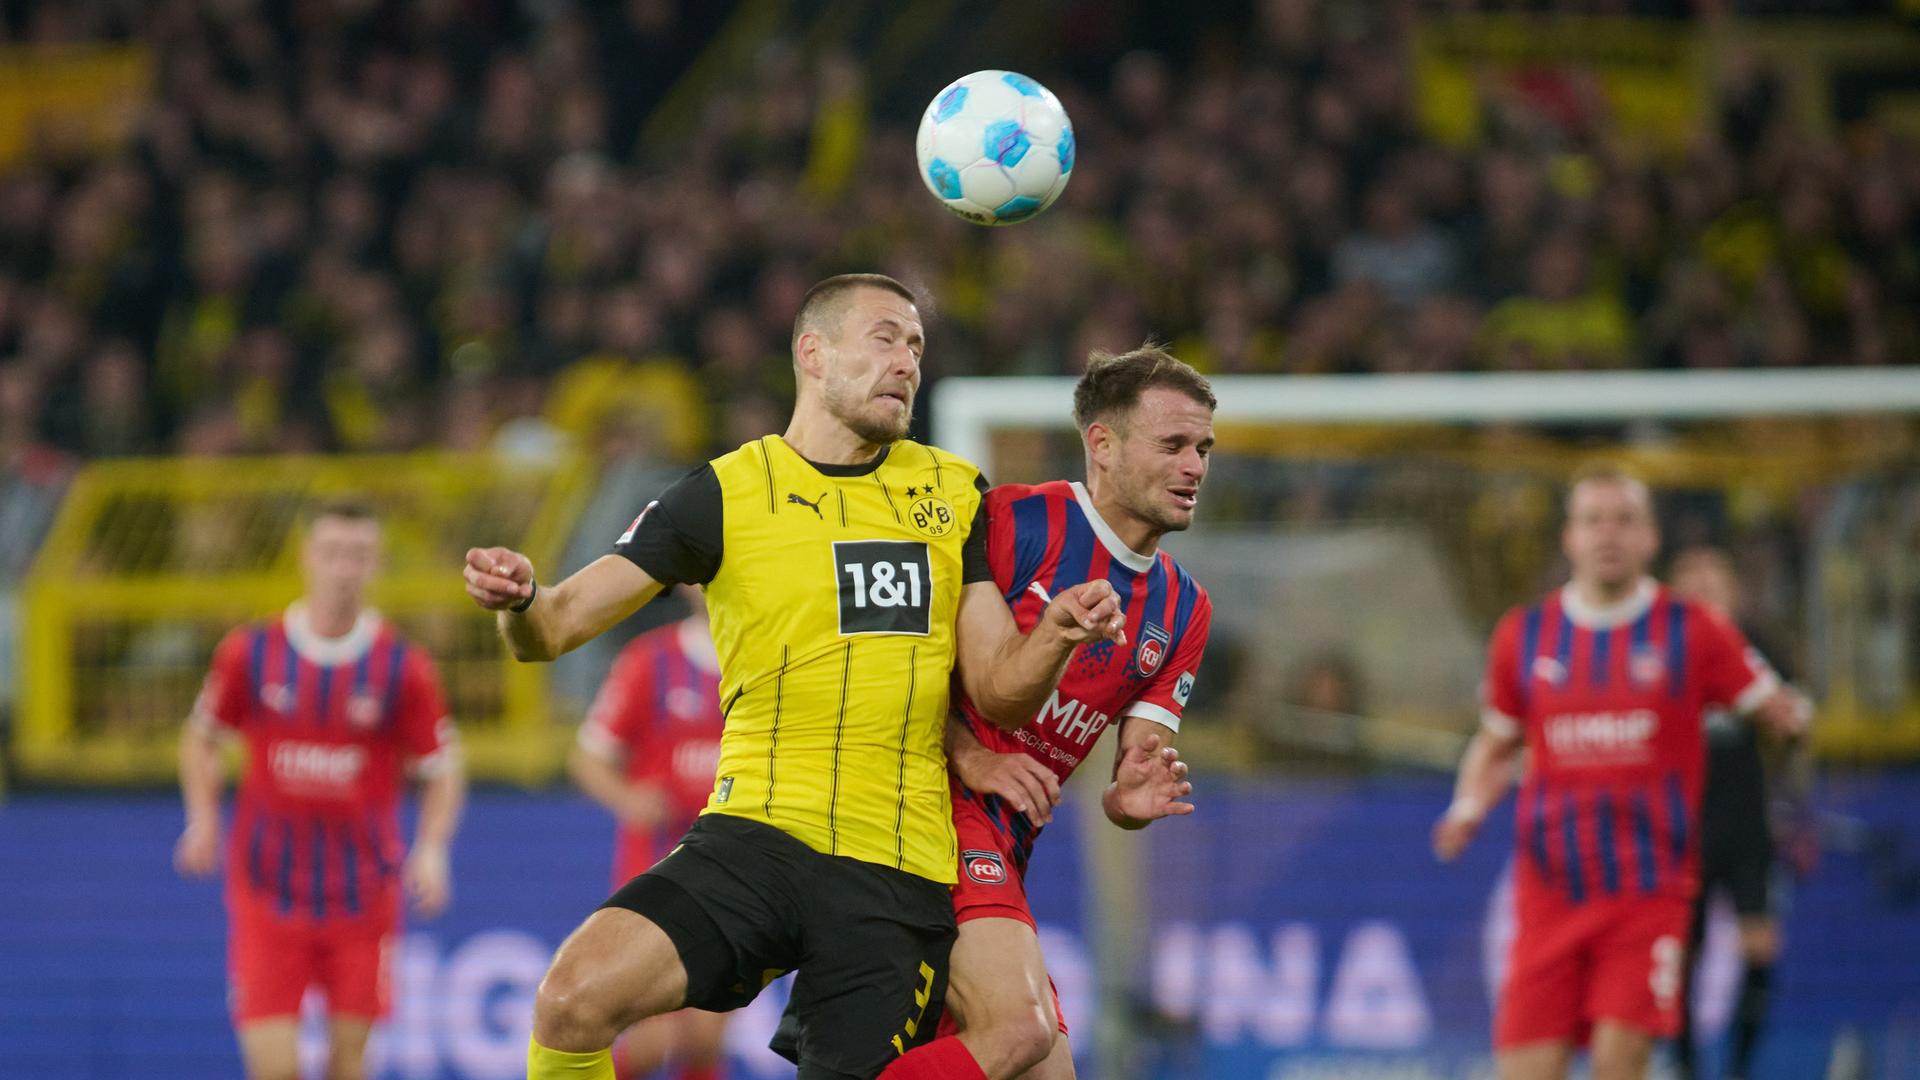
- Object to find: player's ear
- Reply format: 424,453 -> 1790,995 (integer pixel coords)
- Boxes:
1085,420 -> 1117,470
793,331 -> 826,381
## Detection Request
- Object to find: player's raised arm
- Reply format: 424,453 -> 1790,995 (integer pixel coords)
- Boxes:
952,577 -> 1127,731
466,549 -> 664,662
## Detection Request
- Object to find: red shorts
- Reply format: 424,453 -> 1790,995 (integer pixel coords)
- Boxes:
936,795 -> 1067,1039
1495,893 -> 1689,1049
228,897 -> 396,1024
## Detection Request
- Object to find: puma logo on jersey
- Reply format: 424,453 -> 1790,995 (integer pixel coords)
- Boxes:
787,491 -> 827,519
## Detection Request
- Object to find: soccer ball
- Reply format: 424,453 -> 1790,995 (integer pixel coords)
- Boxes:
915,70 -> 1075,226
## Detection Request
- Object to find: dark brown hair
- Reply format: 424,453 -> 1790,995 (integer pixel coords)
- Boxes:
1071,342 -> 1216,431
791,273 -> 918,346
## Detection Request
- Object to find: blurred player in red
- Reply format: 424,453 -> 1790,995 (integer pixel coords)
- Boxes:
175,500 -> 466,1080
1669,545 -> 1812,1080
1433,465 -> 1802,1080
877,346 -> 1215,1080
567,585 -> 728,1080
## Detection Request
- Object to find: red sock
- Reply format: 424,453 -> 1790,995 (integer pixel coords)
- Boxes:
877,1036 -> 988,1080
675,1067 -> 720,1080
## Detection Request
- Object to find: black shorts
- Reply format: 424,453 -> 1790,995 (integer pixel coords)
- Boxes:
1699,825 -> 1775,918
603,813 -> 955,1078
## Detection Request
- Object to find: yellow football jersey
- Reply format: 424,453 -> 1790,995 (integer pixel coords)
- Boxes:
615,435 -> 987,883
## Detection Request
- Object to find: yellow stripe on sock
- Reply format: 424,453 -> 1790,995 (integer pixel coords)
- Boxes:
527,1037 -> 616,1080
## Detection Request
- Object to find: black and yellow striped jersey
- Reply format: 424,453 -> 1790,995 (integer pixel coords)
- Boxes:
617,435 -> 989,883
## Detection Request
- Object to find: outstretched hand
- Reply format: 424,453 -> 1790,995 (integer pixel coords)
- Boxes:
1104,732 -> 1192,825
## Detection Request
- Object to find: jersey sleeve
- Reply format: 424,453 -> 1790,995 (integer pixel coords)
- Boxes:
1122,589 -> 1213,733
395,646 -> 459,776
189,628 -> 255,734
615,464 -> 724,587
1694,605 -> 1780,715
1480,609 -> 1526,740
960,473 -> 992,585
577,638 -> 654,763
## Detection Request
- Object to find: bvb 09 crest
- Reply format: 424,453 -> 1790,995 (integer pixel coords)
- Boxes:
909,493 -> 955,537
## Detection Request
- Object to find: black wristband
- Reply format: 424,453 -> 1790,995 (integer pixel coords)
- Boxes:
509,578 -> 537,613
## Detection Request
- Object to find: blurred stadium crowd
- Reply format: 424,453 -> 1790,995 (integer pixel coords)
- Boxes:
1,1 -> 1917,748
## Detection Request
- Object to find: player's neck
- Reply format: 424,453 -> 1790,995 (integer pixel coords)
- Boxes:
781,408 -> 889,467
1570,575 -> 1641,611
300,599 -> 361,639
1085,480 -> 1162,557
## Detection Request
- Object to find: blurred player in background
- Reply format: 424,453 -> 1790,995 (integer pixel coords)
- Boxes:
1669,545 -> 1813,1080
175,500 -> 466,1080
568,584 -> 728,1080
465,274 -> 1126,1080
1432,465 -> 1802,1080
928,346 -> 1215,1080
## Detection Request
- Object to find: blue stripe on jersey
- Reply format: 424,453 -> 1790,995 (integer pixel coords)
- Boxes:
381,642 -> 408,728
1630,608 -> 1652,660
277,819 -> 296,915
316,665 -> 335,728
1046,506 -> 1097,599
654,639 -> 673,715
1553,611 -> 1575,685
339,824 -> 360,915
1666,772 -> 1690,861
1007,495 -> 1051,602
1518,605 -> 1544,709
1666,599 -> 1687,699
280,635 -> 298,721
1591,626 -> 1613,688
353,649 -> 372,696
363,813 -> 394,879
310,820 -> 327,920
1631,790 -> 1659,893
247,813 -> 268,892
1139,560 -> 1169,653
1561,792 -> 1585,904
1528,789 -> 1553,888
247,628 -> 268,720
1170,560 -> 1198,639
1594,789 -> 1620,895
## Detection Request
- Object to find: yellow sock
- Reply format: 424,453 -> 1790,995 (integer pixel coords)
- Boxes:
527,1036 -> 616,1080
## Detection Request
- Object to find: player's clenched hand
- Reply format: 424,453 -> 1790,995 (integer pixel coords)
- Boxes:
617,783 -> 672,829
1042,579 -> 1127,647
173,821 -> 220,878
1104,733 -> 1192,824
1431,806 -> 1482,863
955,748 -> 1062,826
405,843 -> 452,918
464,547 -> 535,611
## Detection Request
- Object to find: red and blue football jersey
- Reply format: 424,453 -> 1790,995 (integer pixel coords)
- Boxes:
194,606 -> 455,928
954,480 -> 1212,873
1483,579 -> 1776,907
575,617 -> 725,884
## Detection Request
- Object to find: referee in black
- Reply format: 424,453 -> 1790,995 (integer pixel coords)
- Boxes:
1669,545 -> 1814,1080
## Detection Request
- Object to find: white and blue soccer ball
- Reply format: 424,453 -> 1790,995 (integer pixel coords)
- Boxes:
915,70 -> 1075,226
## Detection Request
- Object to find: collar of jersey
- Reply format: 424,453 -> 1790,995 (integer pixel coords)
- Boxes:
1069,481 -> 1156,573
773,435 -> 891,477
1558,577 -> 1657,630
677,617 -> 721,675
284,602 -> 382,666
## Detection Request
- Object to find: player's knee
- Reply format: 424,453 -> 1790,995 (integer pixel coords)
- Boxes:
323,1056 -> 366,1080
1740,922 -> 1780,964
533,962 -> 622,1048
